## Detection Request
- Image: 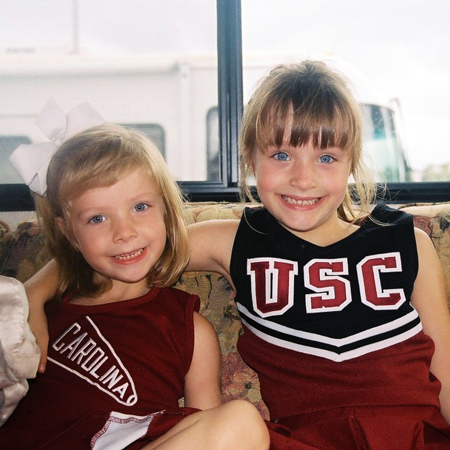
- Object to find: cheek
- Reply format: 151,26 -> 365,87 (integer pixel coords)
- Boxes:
328,171 -> 351,197
76,241 -> 104,269
70,227 -> 98,253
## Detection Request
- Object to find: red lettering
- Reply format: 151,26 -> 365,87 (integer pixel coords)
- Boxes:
357,252 -> 406,309
247,258 -> 298,317
304,259 -> 351,313
246,252 -> 406,317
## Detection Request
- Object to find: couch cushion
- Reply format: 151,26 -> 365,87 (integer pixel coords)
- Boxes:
0,221 -> 50,282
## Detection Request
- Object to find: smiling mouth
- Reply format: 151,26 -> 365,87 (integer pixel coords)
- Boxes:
114,248 -> 144,260
282,195 -> 320,206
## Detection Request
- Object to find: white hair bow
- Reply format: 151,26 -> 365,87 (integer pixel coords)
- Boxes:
9,98 -> 105,196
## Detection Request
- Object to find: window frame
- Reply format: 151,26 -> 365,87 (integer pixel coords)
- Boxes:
1,0 -> 449,210
180,0 -> 242,202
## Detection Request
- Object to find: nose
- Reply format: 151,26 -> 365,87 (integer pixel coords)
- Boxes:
113,215 -> 137,243
289,159 -> 316,190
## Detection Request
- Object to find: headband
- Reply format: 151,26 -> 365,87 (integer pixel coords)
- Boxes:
9,98 -> 105,196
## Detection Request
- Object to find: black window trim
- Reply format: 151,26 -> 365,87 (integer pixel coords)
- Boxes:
180,0 -> 243,202
1,0 -> 449,211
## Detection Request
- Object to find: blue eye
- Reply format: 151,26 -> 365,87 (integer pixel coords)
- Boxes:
89,215 -> 106,224
134,202 -> 149,212
319,154 -> 335,164
273,152 -> 290,161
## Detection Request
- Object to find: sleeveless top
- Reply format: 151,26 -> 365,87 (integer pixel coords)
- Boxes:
231,204 -> 441,420
0,286 -> 199,448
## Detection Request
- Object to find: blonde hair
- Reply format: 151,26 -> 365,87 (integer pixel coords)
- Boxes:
35,124 -> 189,300
240,60 -> 377,221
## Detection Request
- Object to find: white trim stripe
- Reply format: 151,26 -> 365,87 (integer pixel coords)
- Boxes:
240,317 -> 423,362
237,303 -> 420,347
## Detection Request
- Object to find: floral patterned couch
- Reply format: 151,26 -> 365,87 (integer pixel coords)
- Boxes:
1,201 -> 450,421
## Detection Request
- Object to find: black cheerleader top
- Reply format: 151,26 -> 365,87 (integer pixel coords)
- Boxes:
230,204 -> 440,418
231,204 -> 420,362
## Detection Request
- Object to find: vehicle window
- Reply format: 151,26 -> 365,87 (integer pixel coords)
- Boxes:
1,1 -> 449,207
360,104 -> 410,183
206,107 -> 220,181
0,136 -> 32,183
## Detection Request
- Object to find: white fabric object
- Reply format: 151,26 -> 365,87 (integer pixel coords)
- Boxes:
91,410 -> 159,450
0,275 -> 40,426
9,98 -> 105,195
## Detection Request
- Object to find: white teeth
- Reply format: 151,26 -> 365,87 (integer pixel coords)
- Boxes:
283,195 -> 319,206
114,248 -> 144,260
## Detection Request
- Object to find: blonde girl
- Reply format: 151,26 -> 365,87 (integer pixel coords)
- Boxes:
1,118 -> 269,450
189,61 -> 450,448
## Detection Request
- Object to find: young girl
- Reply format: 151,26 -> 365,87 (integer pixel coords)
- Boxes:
0,109 -> 269,450
188,61 -> 450,448
25,61 -> 450,449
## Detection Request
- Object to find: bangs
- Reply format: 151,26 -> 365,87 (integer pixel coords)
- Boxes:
60,152 -> 148,203
52,130 -> 160,212
255,95 -> 355,152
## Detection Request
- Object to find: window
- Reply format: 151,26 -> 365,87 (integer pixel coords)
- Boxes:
0,0 -> 232,210
0,136 -> 32,183
206,107 -> 220,181
241,0 -> 450,202
360,104 -> 410,183
1,1 -> 449,210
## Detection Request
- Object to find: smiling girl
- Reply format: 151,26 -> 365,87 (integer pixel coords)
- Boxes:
0,118 -> 269,450
187,61 -> 450,448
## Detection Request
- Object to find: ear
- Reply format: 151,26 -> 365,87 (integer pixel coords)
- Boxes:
56,217 -> 79,251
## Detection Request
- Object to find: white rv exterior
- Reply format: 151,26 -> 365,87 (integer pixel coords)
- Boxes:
0,53 -> 409,184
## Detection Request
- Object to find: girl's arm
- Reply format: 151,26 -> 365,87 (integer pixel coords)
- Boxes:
24,259 -> 60,373
411,228 -> 450,424
187,220 -> 239,286
183,312 -> 222,409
